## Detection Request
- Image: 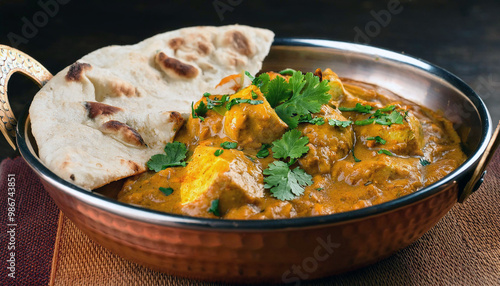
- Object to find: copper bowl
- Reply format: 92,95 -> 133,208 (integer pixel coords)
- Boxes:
1,39 -> 499,283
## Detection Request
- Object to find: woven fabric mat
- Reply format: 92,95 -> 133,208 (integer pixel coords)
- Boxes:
49,151 -> 500,285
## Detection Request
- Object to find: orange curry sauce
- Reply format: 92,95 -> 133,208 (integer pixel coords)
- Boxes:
117,69 -> 466,219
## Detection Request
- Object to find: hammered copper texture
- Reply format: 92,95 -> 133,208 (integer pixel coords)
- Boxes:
40,176 -> 458,283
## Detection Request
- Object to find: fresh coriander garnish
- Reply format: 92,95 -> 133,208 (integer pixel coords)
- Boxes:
263,129 -> 312,201
279,68 -> 296,76
420,159 -> 431,166
263,161 -> 313,201
366,136 -> 387,144
352,147 -> 361,162
244,71 -> 254,81
372,109 -> 404,126
226,98 -> 263,110
220,141 -> 237,149
316,188 -> 323,191
203,92 -> 211,97
378,149 -> 394,156
265,76 -> 291,108
339,103 -> 373,113
271,129 -> 309,164
214,149 -> 224,156
328,119 -> 352,128
354,118 -> 375,126
256,143 -> 272,158
274,72 -> 331,129
251,90 -> 258,99
159,187 -> 173,196
191,101 -> 208,121
252,73 -> 270,93
208,199 -> 220,216
378,105 -> 396,112
147,142 -> 188,172
299,114 -> 325,125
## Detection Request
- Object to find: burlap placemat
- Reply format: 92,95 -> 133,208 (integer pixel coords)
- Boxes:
48,150 -> 500,285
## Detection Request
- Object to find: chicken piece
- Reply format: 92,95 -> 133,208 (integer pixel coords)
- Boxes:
223,85 -> 288,149
320,68 -> 347,107
297,105 -> 354,175
331,156 -> 423,199
180,146 -> 264,217
355,110 -> 425,156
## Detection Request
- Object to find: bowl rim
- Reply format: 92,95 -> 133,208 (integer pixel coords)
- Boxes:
17,38 -> 493,231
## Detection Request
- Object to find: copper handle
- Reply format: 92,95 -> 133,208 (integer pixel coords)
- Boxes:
459,120 -> 500,203
0,45 -> 53,150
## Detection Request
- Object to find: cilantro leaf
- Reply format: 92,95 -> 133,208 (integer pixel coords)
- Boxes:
275,72 -> 330,128
299,114 -> 325,125
379,105 -> 396,112
387,110 -> 404,124
265,76 -> 291,108
271,129 -> 309,163
251,90 -> 258,99
252,73 -> 270,93
147,142 -> 188,172
352,147 -> 361,162
194,101 -> 209,117
214,149 -> 224,156
263,161 -> 313,201
244,71 -> 254,81
256,143 -> 272,158
339,103 -> 373,113
220,141 -> 237,149
328,119 -> 352,128
420,159 -> 431,166
288,71 -> 306,96
159,187 -> 173,196
191,102 -> 205,121
208,199 -> 220,216
279,68 -> 296,76
226,98 -> 263,110
371,109 -> 404,126
378,149 -> 394,156
355,118 -> 375,126
366,136 -> 387,144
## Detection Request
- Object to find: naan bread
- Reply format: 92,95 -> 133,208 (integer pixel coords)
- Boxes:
29,25 -> 274,190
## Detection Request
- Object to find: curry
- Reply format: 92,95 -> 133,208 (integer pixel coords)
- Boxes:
117,68 -> 467,219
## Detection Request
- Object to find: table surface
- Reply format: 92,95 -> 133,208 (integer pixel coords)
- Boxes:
0,0 -> 499,159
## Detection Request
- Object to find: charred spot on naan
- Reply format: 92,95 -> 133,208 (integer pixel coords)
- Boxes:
155,52 -> 199,79
84,102 -> 123,119
86,74 -> 140,101
99,120 -> 146,148
197,42 -> 211,56
120,159 -> 145,173
168,37 -> 185,50
66,62 -> 92,81
225,30 -> 253,56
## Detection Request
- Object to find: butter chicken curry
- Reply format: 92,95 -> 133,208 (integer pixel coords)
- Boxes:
117,68 -> 466,219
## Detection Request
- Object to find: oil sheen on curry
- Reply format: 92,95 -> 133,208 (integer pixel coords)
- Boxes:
117,68 -> 467,219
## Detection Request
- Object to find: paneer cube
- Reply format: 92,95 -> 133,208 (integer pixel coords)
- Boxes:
355,110 -> 425,156
180,146 -> 264,217
223,86 -> 288,149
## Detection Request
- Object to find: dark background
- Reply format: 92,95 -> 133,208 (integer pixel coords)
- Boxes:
1,0 -> 499,160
